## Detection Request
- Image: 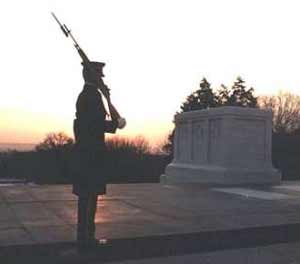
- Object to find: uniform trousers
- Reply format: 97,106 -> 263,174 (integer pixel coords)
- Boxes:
77,194 -> 98,247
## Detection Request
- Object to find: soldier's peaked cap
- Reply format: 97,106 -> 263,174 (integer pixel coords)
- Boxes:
81,61 -> 105,71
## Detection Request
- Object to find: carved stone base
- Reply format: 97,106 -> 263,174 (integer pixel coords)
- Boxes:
161,107 -> 281,186
161,163 -> 281,185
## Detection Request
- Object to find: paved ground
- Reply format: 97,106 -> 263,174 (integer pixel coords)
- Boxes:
107,242 -> 300,264
2,182 -> 300,262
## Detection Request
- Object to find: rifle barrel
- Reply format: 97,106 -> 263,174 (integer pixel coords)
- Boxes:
68,30 -> 80,47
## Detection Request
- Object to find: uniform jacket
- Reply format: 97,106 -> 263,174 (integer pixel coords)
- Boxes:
72,84 -> 118,196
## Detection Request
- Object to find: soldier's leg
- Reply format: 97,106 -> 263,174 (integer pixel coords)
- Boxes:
87,194 -> 98,243
77,195 -> 89,248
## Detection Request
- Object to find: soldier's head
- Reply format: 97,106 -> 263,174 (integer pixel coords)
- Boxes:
82,61 -> 105,84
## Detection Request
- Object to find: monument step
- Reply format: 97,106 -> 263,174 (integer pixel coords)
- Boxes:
212,187 -> 292,200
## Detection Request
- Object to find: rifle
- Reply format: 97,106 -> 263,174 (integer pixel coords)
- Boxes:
51,12 -> 126,129
51,12 -> 111,96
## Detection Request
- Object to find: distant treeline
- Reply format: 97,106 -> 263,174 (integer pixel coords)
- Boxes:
0,135 -> 168,184
0,132 -> 300,183
272,134 -> 300,180
0,143 -> 35,152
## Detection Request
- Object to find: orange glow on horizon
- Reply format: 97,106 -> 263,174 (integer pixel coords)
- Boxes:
0,107 -> 173,146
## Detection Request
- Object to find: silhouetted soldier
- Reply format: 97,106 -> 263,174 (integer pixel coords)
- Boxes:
51,13 -> 126,252
73,61 -> 125,253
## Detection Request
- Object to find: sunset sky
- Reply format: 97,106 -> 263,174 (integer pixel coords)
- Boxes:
1,0 -> 300,146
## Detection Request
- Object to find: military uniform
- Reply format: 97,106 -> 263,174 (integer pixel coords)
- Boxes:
72,82 -> 118,250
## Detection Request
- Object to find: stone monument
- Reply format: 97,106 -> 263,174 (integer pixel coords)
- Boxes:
161,106 -> 281,185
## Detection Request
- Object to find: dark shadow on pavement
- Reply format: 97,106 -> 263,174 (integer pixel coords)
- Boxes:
1,223 -> 300,263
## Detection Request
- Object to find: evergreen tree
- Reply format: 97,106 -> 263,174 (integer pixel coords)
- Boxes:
226,76 -> 257,107
180,78 -> 217,113
216,84 -> 230,106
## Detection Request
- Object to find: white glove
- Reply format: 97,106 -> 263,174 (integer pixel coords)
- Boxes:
117,117 -> 126,129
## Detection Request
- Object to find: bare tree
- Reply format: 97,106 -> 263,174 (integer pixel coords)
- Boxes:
258,91 -> 300,134
106,136 -> 151,156
35,132 -> 74,151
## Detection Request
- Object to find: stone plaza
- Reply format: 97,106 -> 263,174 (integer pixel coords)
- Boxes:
1,182 -> 300,263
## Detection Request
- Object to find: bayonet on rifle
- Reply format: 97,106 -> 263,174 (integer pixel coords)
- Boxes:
51,12 -> 89,65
